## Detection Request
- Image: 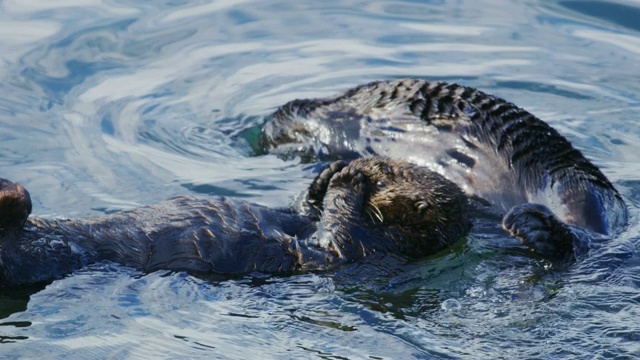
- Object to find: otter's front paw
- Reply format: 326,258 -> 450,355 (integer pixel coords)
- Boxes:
306,160 -> 349,209
0,178 -> 33,230
328,164 -> 367,193
502,203 -> 576,262
320,165 -> 368,218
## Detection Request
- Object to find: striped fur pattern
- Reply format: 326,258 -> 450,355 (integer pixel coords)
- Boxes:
262,79 -> 628,235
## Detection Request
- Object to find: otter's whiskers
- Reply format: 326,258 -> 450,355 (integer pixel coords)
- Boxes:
365,203 -> 384,224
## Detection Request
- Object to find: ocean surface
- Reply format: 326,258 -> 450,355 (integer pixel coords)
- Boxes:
1,0 -> 640,358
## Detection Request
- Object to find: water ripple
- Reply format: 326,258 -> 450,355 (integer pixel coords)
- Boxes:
0,0 -> 639,358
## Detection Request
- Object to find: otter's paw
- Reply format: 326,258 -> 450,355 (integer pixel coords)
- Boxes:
502,203 -> 576,262
0,178 -> 32,229
328,163 -> 367,193
306,160 -> 349,208
321,165 -> 368,218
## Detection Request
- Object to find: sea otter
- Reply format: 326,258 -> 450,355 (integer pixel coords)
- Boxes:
0,157 -> 472,287
259,79 -> 628,251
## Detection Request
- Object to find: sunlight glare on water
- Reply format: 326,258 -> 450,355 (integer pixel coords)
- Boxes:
0,0 -> 639,358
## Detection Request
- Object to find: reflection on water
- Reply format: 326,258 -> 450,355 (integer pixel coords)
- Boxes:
0,0 -> 639,358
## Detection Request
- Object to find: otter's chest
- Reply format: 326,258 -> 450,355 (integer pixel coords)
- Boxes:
349,109 -> 528,213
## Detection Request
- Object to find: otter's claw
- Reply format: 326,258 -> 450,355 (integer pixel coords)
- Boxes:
502,203 -> 576,263
328,166 -> 366,192
307,160 -> 349,208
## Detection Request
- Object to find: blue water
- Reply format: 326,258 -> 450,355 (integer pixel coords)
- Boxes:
1,0 -> 640,358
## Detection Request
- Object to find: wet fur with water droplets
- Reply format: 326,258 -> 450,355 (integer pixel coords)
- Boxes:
260,78 -> 628,261
0,157 -> 470,287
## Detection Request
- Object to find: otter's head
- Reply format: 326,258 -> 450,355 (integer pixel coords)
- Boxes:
351,158 -> 471,254
259,101 -> 365,162
0,178 -> 32,237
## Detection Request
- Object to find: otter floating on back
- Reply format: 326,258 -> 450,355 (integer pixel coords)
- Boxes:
0,157 -> 471,287
0,79 -> 627,286
260,79 -> 628,240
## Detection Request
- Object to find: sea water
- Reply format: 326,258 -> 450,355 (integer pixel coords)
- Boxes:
0,0 -> 639,358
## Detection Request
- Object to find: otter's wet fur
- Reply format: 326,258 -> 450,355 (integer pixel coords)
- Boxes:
260,79 -> 628,253
0,157 -> 470,287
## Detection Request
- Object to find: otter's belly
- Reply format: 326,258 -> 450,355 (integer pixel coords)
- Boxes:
360,111 -> 526,213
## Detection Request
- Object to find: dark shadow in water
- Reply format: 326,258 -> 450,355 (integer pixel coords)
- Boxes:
0,283 -> 50,343
0,283 -> 48,320
559,1 -> 640,33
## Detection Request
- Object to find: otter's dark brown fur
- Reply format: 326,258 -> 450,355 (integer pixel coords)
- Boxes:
0,157 -> 470,287
260,79 -> 628,257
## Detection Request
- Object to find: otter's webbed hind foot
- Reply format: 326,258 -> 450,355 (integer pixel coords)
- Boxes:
0,178 -> 32,233
502,203 -> 580,264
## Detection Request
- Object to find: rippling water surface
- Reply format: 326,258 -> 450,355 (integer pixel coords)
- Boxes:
1,0 -> 640,358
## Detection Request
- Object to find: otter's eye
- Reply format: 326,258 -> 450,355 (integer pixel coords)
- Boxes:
376,181 -> 386,188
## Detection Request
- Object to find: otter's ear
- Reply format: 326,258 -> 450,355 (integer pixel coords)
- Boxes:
0,178 -> 33,229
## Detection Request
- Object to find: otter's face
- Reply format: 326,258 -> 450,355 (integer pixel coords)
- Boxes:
349,158 -> 468,233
